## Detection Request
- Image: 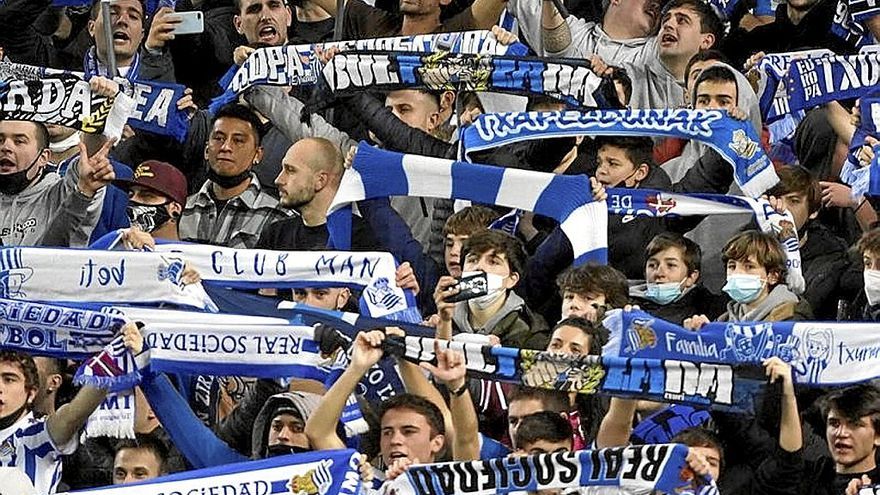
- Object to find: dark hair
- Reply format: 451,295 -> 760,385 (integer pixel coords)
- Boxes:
594,135 -> 655,170
684,49 -> 729,86
90,0 -> 145,21
443,205 -> 499,237
552,317 -> 608,355
33,122 -> 49,151
671,427 -> 725,475
722,230 -> 787,284
211,103 -> 265,145
514,411 -> 574,450
508,387 -> 570,413
377,393 -> 445,438
820,384 -> 880,433
857,228 -> 880,257
767,165 -> 821,216
661,0 -> 724,44
0,351 -> 39,397
114,433 -> 169,475
646,232 -> 702,275
460,229 -> 528,280
609,67 -> 633,107
556,263 -> 629,309
694,66 -> 738,98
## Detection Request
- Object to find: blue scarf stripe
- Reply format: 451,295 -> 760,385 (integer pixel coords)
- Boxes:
149,360 -> 329,382
451,160 -> 506,200
331,142 -> 608,264
563,202 -> 609,265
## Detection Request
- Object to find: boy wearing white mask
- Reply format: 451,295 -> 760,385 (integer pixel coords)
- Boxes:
630,232 -> 727,324
436,230 -> 549,350
856,228 -> 880,321
685,230 -> 811,329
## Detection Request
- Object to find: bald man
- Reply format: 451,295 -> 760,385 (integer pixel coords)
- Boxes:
256,137 -> 378,252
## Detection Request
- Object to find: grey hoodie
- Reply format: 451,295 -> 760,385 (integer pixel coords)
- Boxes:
720,284 -> 800,322
0,157 -> 102,247
662,62 -> 764,292
250,391 -> 322,459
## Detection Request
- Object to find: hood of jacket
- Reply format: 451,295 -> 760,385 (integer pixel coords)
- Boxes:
0,169 -> 64,245
251,391 -> 322,459
690,61 -> 763,133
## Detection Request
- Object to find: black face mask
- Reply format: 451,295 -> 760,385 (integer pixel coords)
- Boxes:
0,154 -> 42,196
265,444 -> 311,458
207,166 -> 252,189
0,402 -> 29,430
126,200 -> 174,233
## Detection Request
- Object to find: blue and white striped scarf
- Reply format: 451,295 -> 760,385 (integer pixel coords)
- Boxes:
322,52 -> 615,108
604,309 -> 880,387
381,444 -> 718,495
210,30 -> 529,113
0,247 -> 218,312
753,50 -> 832,124
463,110 -> 779,197
57,449 -> 363,495
328,142 -> 608,265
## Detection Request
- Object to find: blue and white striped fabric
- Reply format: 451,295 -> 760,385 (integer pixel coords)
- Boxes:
841,95 -> 880,199
786,51 -> 880,113
0,413 -> 77,495
463,110 -> 779,198
328,142 -> 608,265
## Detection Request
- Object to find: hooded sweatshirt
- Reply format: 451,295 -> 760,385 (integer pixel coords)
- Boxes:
661,62 -> 765,292
718,284 -> 812,322
0,157 -> 102,247
250,391 -> 322,459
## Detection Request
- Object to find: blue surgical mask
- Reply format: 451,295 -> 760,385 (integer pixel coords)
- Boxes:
645,281 -> 683,305
722,274 -> 765,304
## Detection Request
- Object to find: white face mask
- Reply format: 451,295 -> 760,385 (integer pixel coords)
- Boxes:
864,270 -> 880,306
465,272 -> 507,310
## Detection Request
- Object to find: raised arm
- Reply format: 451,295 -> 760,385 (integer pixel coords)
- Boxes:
420,343 -> 479,461
46,322 -> 141,446
470,0 -> 510,30
595,398 -> 638,448
305,330 -> 386,450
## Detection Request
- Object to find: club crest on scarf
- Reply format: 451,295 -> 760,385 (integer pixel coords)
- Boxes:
729,129 -> 760,162
520,350 -> 605,394
364,277 -> 404,312
625,317 -> 658,354
287,458 -> 334,495
0,249 -> 32,298
157,256 -> 186,288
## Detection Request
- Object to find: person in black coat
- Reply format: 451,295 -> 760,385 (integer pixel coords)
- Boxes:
630,232 -> 728,324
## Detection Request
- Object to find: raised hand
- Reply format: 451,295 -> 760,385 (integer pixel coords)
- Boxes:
433,276 -> 460,323
351,330 -> 386,372
77,138 -> 116,198
395,261 -> 419,295
420,341 -> 467,391
146,7 -> 182,51
120,322 -> 144,355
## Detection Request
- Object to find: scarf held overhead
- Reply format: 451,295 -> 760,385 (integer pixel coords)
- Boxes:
381,444 -> 717,495
396,335 -> 764,412
151,242 -> 420,321
57,449 -> 363,495
603,309 -> 880,386
0,247 -> 218,311
463,110 -> 778,197
0,59 -> 190,142
323,51 -> 615,108
210,30 -> 528,112
786,51 -> 880,112
328,142 -> 608,265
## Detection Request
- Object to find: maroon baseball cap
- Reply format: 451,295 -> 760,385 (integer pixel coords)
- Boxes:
114,160 -> 188,206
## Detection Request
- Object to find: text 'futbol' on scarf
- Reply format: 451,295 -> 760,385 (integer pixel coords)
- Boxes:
381,444 -> 718,495
603,308 -> 880,386
463,110 -> 779,198
149,240 -> 421,322
0,59 -> 191,142
56,449 -> 363,495
0,247 -> 218,312
322,51 -> 618,109
328,142 -> 608,265
209,30 -> 529,113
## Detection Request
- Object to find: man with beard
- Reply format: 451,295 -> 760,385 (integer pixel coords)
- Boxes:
179,103 -> 290,249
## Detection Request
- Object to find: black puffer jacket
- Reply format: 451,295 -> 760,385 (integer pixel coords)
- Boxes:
631,284 -> 728,325
800,221 -> 856,319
